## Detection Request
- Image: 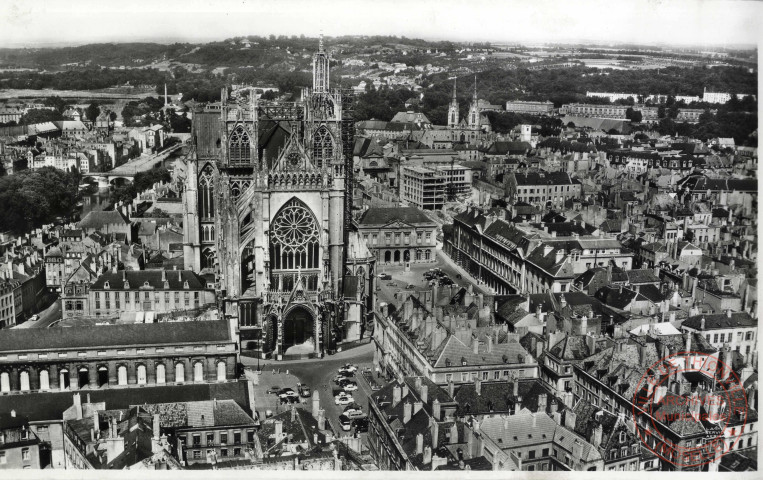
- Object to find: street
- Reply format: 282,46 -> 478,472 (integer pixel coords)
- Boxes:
13,299 -> 61,329
242,342 -> 376,441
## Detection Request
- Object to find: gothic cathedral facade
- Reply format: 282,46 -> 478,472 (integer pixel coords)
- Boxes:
183,40 -> 372,360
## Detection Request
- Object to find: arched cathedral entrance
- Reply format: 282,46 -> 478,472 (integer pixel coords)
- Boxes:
283,305 -> 315,353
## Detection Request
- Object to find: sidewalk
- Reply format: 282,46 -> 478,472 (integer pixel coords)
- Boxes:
240,341 -> 374,368
436,249 -> 493,295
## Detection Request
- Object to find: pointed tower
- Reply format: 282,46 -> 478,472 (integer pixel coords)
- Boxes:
313,34 -> 329,93
468,75 -> 480,130
447,79 -> 459,129
164,83 -> 168,108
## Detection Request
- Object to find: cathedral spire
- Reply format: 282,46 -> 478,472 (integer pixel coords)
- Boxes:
452,78 -> 457,102
473,75 -> 478,102
313,35 -> 329,93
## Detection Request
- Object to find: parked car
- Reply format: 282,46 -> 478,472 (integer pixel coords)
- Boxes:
29,314 -> 39,322
338,414 -> 352,431
379,273 -> 392,280
266,386 -> 281,394
337,369 -> 355,377
406,284 -> 416,290
343,405 -> 362,416
370,382 -> 382,391
338,378 -> 356,386
353,418 -> 369,433
343,383 -> 358,392
386,282 -> 396,286
341,364 -> 358,373
278,388 -> 298,397
344,409 -> 365,419
455,274 -> 462,279
335,393 -> 354,405
298,384 -> 311,397
334,374 -> 352,383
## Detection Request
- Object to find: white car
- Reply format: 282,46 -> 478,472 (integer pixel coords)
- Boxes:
334,394 -> 354,406
343,383 -> 359,392
340,364 -> 358,373
344,409 -> 366,420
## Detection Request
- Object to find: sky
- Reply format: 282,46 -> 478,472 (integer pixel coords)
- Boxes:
0,0 -> 760,48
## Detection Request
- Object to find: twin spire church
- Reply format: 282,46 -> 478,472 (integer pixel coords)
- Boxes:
182,39 -> 373,359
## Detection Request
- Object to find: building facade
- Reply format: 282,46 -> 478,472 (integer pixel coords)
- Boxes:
0,319 -> 238,394
357,207 -> 437,266
183,39 -> 368,359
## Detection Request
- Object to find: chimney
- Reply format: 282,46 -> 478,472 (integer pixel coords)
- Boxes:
93,409 -> 100,436
653,385 -> 667,404
274,420 -> 283,442
430,419 -> 440,449
447,380 -> 454,398
475,379 -> 482,396
685,333 -> 692,353
432,398 -> 441,421
416,433 -> 424,455
512,380 -> 519,397
414,400 -> 423,415
555,249 -> 564,264
403,401 -> 412,424
73,393 -> 83,420
450,422 -> 458,444
472,337 -> 479,354
537,393 -> 547,413
486,335 -> 493,353
317,409 -> 326,431
592,422 -> 603,448
393,384 -> 402,405
420,384 -> 428,404
701,317 -> 706,330
726,309 -> 732,318
291,405 -> 297,422
564,409 -> 577,430
152,412 -> 161,439
532,412 -> 537,428
402,383 -> 409,400
423,445 -> 432,465
312,390 -> 321,419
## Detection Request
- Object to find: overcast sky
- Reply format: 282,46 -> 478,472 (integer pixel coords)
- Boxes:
0,0 -> 760,48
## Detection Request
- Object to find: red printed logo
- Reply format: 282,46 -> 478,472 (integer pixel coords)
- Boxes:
631,350 -> 748,470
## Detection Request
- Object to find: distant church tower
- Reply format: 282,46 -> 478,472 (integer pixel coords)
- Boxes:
467,76 -> 480,131
182,37 -> 367,360
447,79 -> 459,129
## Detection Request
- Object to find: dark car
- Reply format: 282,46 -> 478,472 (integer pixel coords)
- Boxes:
379,273 -> 392,280
338,414 -> 352,431
267,386 -> 281,394
353,418 -> 369,433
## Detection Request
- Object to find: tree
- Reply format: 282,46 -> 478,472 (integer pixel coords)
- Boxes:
86,103 -> 101,122
19,109 -> 63,125
109,111 -> 117,121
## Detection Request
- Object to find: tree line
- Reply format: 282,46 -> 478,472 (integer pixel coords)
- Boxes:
0,167 -> 80,233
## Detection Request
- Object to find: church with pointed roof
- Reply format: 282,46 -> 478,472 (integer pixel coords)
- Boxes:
182,38 -> 374,359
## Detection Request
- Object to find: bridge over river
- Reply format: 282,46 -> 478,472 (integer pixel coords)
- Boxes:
95,142 -> 185,188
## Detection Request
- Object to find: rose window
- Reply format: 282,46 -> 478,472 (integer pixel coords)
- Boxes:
270,199 -> 320,270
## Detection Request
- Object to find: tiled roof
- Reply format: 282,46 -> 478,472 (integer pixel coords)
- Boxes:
454,379 -> 565,416
358,206 -> 434,226
141,399 -> 254,428
79,210 -> 130,228
0,381 -> 249,423
90,270 -> 208,290
682,312 -> 756,331
513,171 -> 576,186
0,319 -> 230,353
433,334 -> 532,369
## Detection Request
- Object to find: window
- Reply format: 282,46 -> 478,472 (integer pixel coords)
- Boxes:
529,450 -> 536,459
713,334 -> 719,343
482,371 -> 488,380
193,434 -> 201,446
234,432 -> 241,444
494,371 -> 500,380
542,448 -> 549,457
234,448 -> 241,456
207,433 -> 215,445
193,450 -> 201,459
746,331 -> 753,341
220,433 -> 228,445
22,448 -> 30,461
445,374 -> 452,383
221,448 -> 228,458
229,126 -> 251,166
0,452 -> 5,464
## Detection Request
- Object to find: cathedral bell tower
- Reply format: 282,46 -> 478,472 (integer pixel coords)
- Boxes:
448,79 -> 459,129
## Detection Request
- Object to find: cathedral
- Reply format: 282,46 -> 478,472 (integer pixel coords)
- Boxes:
182,39 -> 374,360
447,76 -> 492,143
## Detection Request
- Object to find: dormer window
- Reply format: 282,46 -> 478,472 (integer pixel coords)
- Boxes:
123,281 -> 130,289
619,431 -> 626,443
183,281 -> 190,289
164,281 -> 170,289
103,281 -> 110,289
461,356 -> 467,366
144,281 -> 150,287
